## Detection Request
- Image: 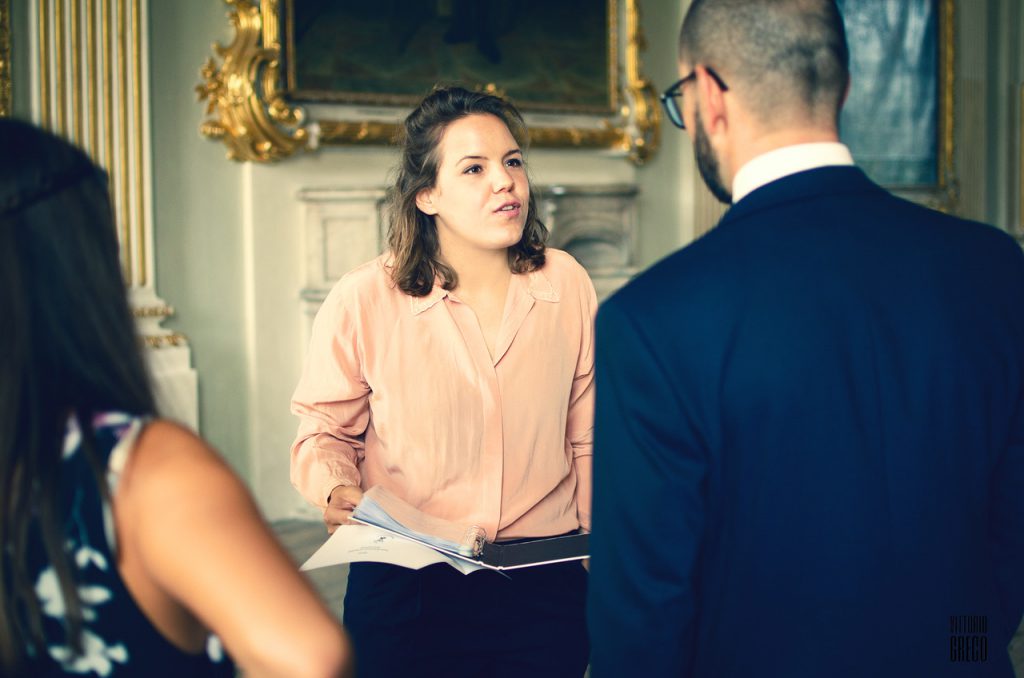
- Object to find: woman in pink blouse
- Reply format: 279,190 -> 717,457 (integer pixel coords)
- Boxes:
291,86 -> 596,677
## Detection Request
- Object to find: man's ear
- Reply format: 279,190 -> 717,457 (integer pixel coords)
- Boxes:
415,188 -> 438,216
696,65 -> 728,135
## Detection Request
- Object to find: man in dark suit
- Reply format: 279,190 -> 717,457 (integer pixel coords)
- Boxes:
587,1 -> 1024,676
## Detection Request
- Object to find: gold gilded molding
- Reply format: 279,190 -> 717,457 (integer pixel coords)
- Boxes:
132,0 -> 146,285
101,0 -> 114,220
0,0 -> 10,117
71,0 -> 82,142
143,332 -> 189,349
199,0 -> 659,165
936,0 -> 958,212
38,0 -> 49,125
117,0 -> 132,284
132,303 -> 175,319
24,1 -> 187,354
55,0 -> 65,130
34,0 -> 152,289
86,0 -> 97,151
316,120 -> 399,146
620,0 -> 660,163
196,0 -> 308,162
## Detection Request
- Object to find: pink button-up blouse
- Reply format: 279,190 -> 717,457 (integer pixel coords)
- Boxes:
290,248 -> 596,540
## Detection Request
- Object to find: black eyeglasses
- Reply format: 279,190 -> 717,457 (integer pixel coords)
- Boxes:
659,67 -> 730,130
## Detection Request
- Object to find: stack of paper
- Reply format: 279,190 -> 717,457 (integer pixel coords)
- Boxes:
301,485 -> 590,575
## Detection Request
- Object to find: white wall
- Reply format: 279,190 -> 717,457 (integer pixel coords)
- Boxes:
636,0 -> 697,264
149,0 -> 250,475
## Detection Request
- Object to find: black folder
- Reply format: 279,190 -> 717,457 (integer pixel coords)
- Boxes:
478,531 -> 590,569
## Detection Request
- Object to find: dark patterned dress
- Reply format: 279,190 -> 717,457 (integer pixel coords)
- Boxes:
22,411 -> 235,676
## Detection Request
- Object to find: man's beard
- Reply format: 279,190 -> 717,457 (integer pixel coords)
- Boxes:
693,108 -> 732,205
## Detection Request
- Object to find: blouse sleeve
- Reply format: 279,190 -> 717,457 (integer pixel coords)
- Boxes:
566,261 -> 598,531
289,278 -> 370,509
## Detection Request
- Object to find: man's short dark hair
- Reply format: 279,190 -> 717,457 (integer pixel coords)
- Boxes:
679,0 -> 850,128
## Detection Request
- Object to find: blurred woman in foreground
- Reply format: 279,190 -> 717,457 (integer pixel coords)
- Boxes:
0,119 -> 352,677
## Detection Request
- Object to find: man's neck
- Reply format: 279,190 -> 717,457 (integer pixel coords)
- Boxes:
729,127 -> 841,181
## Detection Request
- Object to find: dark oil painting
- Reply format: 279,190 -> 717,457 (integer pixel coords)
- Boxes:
837,0 -> 939,187
282,0 -> 614,114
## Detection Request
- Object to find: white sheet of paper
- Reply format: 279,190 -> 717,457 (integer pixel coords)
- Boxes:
300,524 -> 484,574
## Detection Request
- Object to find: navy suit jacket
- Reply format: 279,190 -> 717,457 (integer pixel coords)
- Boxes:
588,166 -> 1024,677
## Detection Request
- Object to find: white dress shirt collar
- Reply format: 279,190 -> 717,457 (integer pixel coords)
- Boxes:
731,142 -> 854,204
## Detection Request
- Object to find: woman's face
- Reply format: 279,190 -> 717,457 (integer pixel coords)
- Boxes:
415,113 -> 529,259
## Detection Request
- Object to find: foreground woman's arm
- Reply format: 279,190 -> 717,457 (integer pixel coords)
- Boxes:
113,420 -> 353,678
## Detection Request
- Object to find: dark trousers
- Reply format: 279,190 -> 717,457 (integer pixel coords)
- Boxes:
343,560 -> 589,678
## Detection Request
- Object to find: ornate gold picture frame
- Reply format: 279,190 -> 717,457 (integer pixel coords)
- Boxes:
197,0 -> 659,165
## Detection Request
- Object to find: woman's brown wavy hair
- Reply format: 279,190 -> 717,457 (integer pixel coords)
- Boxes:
386,86 -> 548,296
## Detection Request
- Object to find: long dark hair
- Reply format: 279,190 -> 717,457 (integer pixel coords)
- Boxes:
386,86 -> 548,296
0,119 -> 156,671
